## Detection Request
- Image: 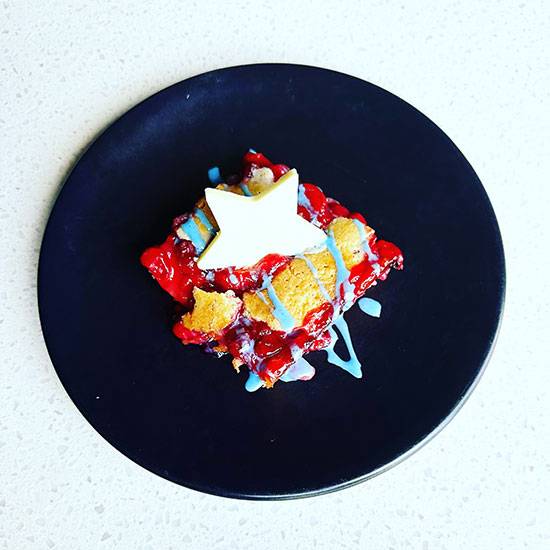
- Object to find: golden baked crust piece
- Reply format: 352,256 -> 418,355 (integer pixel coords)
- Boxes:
182,287 -> 242,334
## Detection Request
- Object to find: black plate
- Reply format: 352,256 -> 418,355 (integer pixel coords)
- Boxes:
38,64 -> 505,499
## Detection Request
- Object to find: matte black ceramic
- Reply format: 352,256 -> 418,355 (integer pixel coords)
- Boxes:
38,64 -> 505,499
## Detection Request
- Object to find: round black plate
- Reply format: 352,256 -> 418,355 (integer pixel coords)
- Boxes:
38,64 -> 505,499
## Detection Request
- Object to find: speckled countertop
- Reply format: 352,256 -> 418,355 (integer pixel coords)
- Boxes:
1,2 -> 549,549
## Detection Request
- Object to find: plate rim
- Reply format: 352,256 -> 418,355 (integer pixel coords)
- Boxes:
37,62 -> 507,500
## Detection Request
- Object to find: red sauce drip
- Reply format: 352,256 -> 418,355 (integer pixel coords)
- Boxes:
172,322 -> 211,345
140,235 -> 204,307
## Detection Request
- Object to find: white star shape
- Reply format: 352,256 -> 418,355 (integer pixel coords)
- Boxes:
197,169 -> 327,270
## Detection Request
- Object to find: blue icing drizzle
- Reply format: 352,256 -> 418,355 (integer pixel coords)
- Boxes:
280,357 -> 316,382
240,182 -> 252,196
181,217 -> 206,254
297,184 -> 318,223
228,269 -> 239,285
326,229 -> 355,310
298,254 -> 332,303
256,275 -> 295,332
261,276 -> 296,332
297,184 -> 312,209
207,166 -> 223,184
325,315 -> 362,378
352,219 -> 377,261
248,148 -> 257,153
359,297 -> 382,318
352,219 -> 380,273
194,208 -> 215,235
325,230 -> 348,295
245,371 -> 263,392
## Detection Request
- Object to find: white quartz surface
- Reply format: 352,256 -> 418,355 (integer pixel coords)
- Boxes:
1,1 -> 549,548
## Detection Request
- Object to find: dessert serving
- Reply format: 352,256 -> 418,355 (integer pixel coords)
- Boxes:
141,151 -> 403,391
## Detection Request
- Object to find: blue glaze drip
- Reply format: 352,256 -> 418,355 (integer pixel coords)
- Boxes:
194,208 -> 215,235
352,219 -> 380,273
258,275 -> 296,332
228,269 -> 239,286
245,371 -> 263,392
358,297 -> 382,318
326,229 -> 355,309
208,166 -> 223,184
264,278 -> 296,332
352,219 -> 377,261
298,254 -> 332,303
240,182 -> 252,196
325,315 -> 362,378
248,148 -> 257,153
280,357 -> 316,382
297,184 -> 318,222
181,217 -> 206,254
297,184 -> 312,209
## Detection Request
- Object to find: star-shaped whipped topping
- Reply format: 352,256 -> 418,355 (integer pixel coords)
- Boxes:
197,169 -> 327,270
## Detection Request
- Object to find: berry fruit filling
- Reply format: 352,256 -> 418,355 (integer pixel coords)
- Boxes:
141,151 -> 403,391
